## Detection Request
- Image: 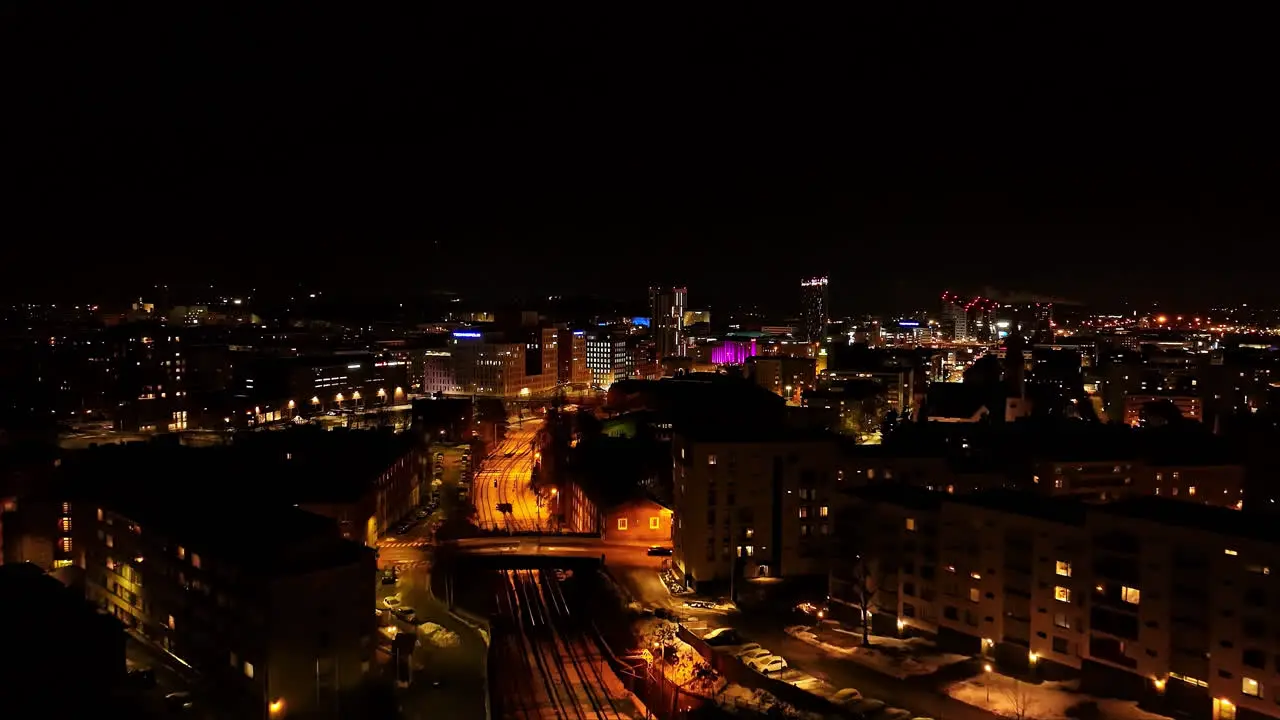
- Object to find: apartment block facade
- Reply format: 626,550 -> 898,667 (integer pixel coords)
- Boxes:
75,500 -> 375,718
671,431 -> 841,590
834,487 -> 1280,720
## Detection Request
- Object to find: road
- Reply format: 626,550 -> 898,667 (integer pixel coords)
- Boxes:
377,512 -> 489,719
473,421 -> 545,533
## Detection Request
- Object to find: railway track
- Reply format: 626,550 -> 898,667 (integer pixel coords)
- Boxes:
494,568 -> 628,719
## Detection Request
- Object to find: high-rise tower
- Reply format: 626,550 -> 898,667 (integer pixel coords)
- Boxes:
649,286 -> 687,359
800,276 -> 829,343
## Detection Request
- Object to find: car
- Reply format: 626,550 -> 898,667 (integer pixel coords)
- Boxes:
381,572 -> 398,586
383,595 -> 402,609
394,525 -> 410,534
646,546 -> 674,556
737,648 -> 772,664
686,600 -> 715,610
748,656 -> 788,674
851,699 -> 886,715
393,607 -> 417,622
164,691 -> 195,711
832,688 -> 863,704
731,642 -> 762,657
416,509 -> 428,519
703,627 -> 741,646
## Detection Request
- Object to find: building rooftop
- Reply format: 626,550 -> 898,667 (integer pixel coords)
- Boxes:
57,430 -> 397,574
1094,496 -> 1277,544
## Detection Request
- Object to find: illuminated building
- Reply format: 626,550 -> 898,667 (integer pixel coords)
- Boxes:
74,493 -> 374,717
107,323 -> 187,432
834,486 -> 1280,720
711,339 -> 758,366
747,355 -> 816,403
649,286 -> 688,359
671,429 -> 842,591
556,328 -> 590,385
800,276 -> 829,343
448,328 -> 558,397
585,328 -> 627,388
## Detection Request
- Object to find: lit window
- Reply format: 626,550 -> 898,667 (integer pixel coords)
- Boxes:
969,587 -> 980,602
96,508 -> 103,522
617,518 -> 628,531
1243,677 -> 1261,697
905,517 -> 916,532
1188,486 -> 1196,496
191,553 -> 202,569
168,615 -> 176,629
1056,560 -> 1072,577
1225,549 -> 1239,556
177,546 -> 186,560
649,516 -> 660,530
799,507 -> 810,519
970,571 -> 981,580
1054,478 -> 1063,488
819,506 -> 829,517
708,454 -> 717,466
744,527 -> 754,539
1054,586 -> 1072,603
105,534 -> 114,548
244,661 -> 255,679
1121,586 -> 1141,604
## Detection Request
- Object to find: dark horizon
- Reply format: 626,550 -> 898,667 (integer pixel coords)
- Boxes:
6,7 -> 1276,311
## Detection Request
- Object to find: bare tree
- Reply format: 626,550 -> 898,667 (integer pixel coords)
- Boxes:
1001,679 -> 1038,720
830,505 -> 896,645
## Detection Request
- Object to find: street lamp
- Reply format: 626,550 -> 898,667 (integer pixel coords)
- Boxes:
268,698 -> 286,717
984,663 -> 992,702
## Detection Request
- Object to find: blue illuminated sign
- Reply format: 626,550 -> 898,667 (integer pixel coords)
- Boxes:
573,330 -> 585,337
452,331 -> 482,339
898,320 -> 920,327
632,316 -> 651,327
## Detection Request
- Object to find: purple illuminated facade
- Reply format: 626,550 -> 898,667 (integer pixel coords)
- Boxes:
711,339 -> 757,365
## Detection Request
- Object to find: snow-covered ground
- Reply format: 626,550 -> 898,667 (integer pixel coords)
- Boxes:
946,673 -> 1171,720
785,624 -> 969,679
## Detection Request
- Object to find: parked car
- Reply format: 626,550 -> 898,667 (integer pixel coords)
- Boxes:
832,688 -> 863,704
383,595 -> 402,609
647,546 -> 674,556
737,648 -> 772,664
731,643 -> 762,657
747,655 -> 788,673
703,627 -> 740,645
686,600 -> 715,609
851,699 -> 886,715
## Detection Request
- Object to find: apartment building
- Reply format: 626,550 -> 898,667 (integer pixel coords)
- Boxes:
671,429 -> 841,591
76,497 -> 375,718
834,487 -> 1280,720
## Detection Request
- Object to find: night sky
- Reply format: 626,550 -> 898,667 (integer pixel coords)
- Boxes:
5,7 -> 1274,312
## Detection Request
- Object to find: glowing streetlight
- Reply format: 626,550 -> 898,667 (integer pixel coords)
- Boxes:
352,391 -> 361,401
377,388 -> 386,398
984,663 -> 993,702
287,399 -> 295,409
269,698 -> 286,716
311,396 -> 320,405
335,393 -> 344,403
